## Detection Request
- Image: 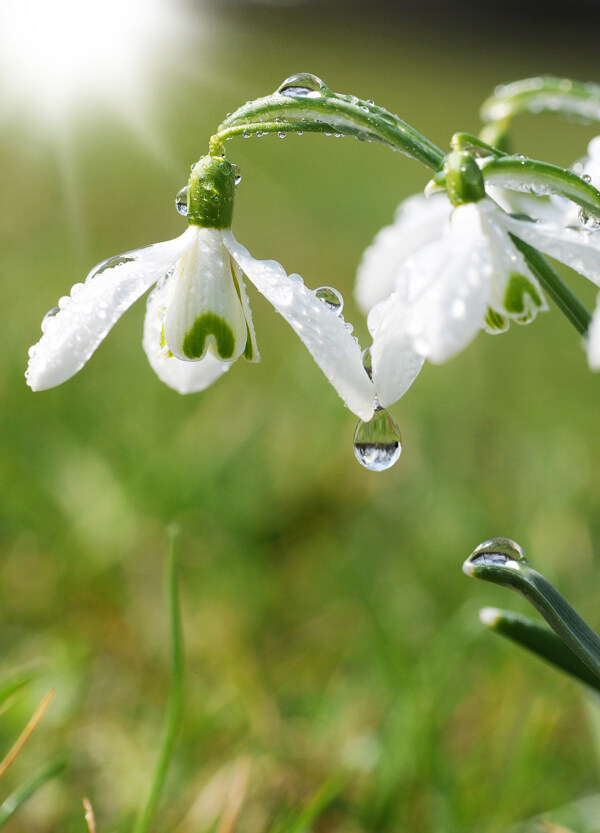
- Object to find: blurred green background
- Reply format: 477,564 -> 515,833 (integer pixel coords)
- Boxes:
2,2 -> 600,831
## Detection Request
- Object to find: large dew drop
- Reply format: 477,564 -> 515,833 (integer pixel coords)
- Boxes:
277,73 -> 326,99
175,186 -> 189,216
314,286 -> 343,315
466,538 -> 528,569
353,406 -> 402,471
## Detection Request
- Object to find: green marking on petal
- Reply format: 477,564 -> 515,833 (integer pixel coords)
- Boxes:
485,307 -> 508,332
243,324 -> 255,360
159,325 -> 167,350
183,314 -> 236,360
504,272 -> 543,319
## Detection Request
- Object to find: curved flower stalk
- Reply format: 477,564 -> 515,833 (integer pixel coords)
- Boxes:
26,155 -> 377,422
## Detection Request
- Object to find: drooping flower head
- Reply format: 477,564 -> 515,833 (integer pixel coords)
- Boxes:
26,154 -> 377,421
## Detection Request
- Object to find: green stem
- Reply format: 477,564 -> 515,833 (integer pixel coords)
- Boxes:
481,76 -> 600,125
212,86 -> 445,171
0,758 -> 66,829
510,235 -> 592,336
481,155 -> 600,218
132,527 -> 184,833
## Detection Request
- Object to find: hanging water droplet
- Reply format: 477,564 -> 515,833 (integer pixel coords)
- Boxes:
362,346 -> 373,381
353,407 -> 402,472
231,163 -> 242,185
579,208 -> 600,230
278,132 -> 286,139
175,186 -> 189,216
314,286 -> 343,315
277,72 -> 326,99
41,306 -> 60,332
465,537 -> 528,569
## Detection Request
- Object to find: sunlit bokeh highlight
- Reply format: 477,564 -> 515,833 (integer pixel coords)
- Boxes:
0,0 -> 192,127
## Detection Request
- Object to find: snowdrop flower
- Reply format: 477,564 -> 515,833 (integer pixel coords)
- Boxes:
26,155 -> 376,421
357,151 -> 600,404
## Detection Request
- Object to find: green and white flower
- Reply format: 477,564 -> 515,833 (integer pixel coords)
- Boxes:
26,155 -> 377,421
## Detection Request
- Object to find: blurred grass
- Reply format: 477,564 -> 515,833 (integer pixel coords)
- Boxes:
2,4 -> 600,831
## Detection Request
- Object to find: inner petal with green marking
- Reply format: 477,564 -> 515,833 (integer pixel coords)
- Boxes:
504,272 -> 544,323
163,226 -> 248,363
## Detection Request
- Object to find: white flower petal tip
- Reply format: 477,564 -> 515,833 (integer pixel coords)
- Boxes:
26,230 -> 194,391
222,231 -> 376,420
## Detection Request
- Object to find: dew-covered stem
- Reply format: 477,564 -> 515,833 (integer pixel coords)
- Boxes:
212,74 -> 445,171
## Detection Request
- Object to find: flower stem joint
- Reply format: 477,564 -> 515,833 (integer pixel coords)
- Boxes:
443,150 -> 486,207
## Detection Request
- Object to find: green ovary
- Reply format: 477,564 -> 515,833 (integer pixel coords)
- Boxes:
183,314 -> 237,360
504,273 -> 542,318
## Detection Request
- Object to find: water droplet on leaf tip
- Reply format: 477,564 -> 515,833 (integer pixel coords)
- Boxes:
467,537 -> 528,568
314,286 -> 343,315
277,72 -> 326,98
175,186 -> 189,216
353,408 -> 402,472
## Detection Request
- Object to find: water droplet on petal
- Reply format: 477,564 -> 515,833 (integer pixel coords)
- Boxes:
41,306 -> 60,332
58,295 -> 71,310
277,72 -> 326,98
89,255 -> 136,281
466,537 -> 528,569
578,208 -> 600,230
353,407 -> 402,471
314,286 -> 343,315
70,282 -> 84,296
175,186 -> 189,216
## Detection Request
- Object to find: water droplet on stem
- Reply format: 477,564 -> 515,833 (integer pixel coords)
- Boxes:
277,73 -> 326,99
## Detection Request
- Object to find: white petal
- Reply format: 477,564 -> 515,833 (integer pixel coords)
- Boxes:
587,293 -> 600,370
142,276 -> 230,393
368,293 -> 425,407
222,231 -> 376,421
502,214 -> 600,286
164,228 -> 248,362
26,229 -> 194,391
477,201 -> 548,322
393,203 -> 492,363
355,193 -> 452,313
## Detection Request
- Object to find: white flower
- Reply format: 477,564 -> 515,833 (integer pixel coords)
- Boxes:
357,170 -> 600,404
26,157 -> 377,421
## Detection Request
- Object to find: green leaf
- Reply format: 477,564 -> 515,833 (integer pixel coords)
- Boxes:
132,527 -> 184,833
463,538 -> 600,681
479,607 -> 600,692
0,757 -> 66,829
